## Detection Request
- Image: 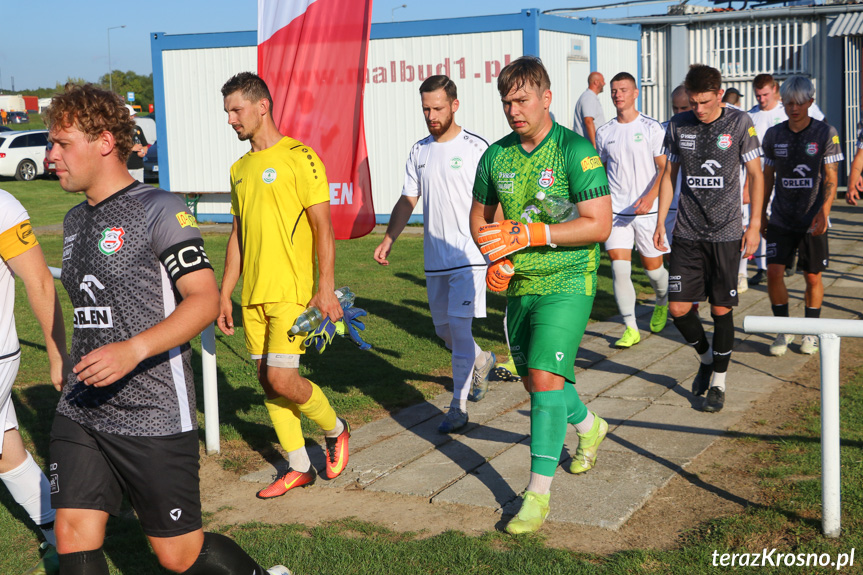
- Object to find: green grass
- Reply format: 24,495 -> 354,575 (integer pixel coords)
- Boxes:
2,184 -> 677,573
5,111 -> 46,131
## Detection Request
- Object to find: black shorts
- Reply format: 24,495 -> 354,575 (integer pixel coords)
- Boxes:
49,415 -> 202,538
765,224 -> 829,274
668,237 -> 741,307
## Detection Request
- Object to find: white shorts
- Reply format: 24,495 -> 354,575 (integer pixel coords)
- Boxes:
0,353 -> 21,453
426,267 -> 487,326
605,215 -> 669,258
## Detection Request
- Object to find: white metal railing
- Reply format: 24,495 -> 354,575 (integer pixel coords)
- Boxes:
744,316 -> 863,538
49,266 -> 220,454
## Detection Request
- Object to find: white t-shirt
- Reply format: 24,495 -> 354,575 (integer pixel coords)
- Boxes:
0,190 -> 30,359
573,89 -> 606,138
402,128 -> 489,275
748,102 -> 826,143
596,113 -> 665,217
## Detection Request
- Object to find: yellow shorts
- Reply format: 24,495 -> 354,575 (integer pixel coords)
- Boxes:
242,302 -> 307,362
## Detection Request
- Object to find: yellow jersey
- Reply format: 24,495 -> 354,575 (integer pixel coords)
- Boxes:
230,137 -> 330,306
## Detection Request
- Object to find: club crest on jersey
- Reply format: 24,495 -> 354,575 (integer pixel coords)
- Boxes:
262,168 -> 277,183
716,134 -> 732,150
634,132 -> 644,143
806,142 -> 818,156
98,227 -> 125,255
538,168 -> 555,188
450,156 -> 463,169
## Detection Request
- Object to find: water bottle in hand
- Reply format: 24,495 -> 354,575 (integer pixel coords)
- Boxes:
535,191 -> 579,222
289,287 -> 356,335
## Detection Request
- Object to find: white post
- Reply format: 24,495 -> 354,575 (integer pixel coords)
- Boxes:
201,323 -> 220,455
820,333 -> 841,538
743,316 -> 863,539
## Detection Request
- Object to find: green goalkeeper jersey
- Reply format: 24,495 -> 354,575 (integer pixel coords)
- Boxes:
473,122 -> 610,296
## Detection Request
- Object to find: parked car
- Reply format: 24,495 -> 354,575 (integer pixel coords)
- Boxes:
43,141 -> 56,178
0,130 -> 49,181
143,140 -> 158,182
8,111 -> 29,124
0,126 -> 12,132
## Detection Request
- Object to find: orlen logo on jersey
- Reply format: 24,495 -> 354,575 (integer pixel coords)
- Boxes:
783,165 -> 813,188
687,176 -> 724,189
73,307 -> 114,329
99,227 -> 125,255
538,168 -> 555,188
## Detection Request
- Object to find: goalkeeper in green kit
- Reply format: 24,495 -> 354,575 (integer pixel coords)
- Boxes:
470,56 -> 613,535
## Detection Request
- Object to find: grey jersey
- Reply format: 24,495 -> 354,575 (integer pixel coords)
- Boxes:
663,107 -> 762,241
58,183 -> 212,436
763,119 -> 844,232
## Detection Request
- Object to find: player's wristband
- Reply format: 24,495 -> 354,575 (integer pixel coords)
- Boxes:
528,222 -> 554,249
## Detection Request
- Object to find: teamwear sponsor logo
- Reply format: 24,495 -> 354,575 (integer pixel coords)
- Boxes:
717,134 -> 732,150
783,165 -> 813,188
73,307 -> 114,328
775,148 -> 788,157
98,227 -> 125,255
669,280 -> 681,292
580,156 -> 603,172
832,135 -> 841,145
499,172 -> 515,178
538,168 -> 555,188
262,168 -> 277,183
766,243 -> 777,258
680,134 -> 697,139
511,351 -> 527,364
555,351 -> 564,361
680,140 -> 696,150
63,234 -> 76,261
450,156 -> 463,169
79,275 -> 105,303
16,221 -> 35,246
498,172 -> 515,194
498,182 -> 513,191
462,300 -> 471,305
163,244 -> 211,280
687,176 -> 724,188
701,160 -> 721,175
748,126 -> 757,138
50,474 -> 59,494
730,289 -> 737,297
175,212 -> 199,228
170,508 -> 182,521
806,142 -> 818,156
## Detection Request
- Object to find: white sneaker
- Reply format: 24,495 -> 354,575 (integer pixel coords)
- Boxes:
268,566 -> 293,575
737,274 -> 748,294
800,335 -> 819,355
769,333 -> 795,356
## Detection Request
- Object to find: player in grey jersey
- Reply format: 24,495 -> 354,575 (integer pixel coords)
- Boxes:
654,64 -> 764,413
44,84 -> 289,575
761,76 -> 843,357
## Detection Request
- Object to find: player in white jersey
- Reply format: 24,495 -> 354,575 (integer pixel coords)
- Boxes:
374,76 -> 495,434
595,72 -> 669,347
0,189 -> 69,574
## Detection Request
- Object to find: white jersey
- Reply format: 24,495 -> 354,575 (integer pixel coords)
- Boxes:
596,113 -> 665,217
402,128 -> 489,275
749,102 -> 826,145
0,190 -> 32,361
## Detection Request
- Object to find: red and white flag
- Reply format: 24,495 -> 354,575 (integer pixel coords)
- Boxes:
258,0 -> 374,239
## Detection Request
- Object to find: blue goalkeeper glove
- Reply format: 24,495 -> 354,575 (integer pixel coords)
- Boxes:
302,318 -> 338,353
339,306 -> 371,350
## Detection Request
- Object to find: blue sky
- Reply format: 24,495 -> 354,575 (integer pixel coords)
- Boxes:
1,0 -> 708,91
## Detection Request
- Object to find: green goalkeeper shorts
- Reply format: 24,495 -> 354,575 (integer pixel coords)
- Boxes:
506,293 -> 594,383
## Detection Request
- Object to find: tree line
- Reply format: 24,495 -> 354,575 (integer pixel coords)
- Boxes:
19,71 -> 154,111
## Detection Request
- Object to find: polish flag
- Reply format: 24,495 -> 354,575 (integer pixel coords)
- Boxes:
258,0 -> 375,239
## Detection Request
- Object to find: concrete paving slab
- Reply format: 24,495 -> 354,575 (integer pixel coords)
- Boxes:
432,441 -> 529,511
538,451 -> 690,529
583,397 -> 650,429
367,409 -> 529,498
601,404 -> 742,460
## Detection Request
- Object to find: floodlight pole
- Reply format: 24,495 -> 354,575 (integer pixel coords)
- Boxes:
107,25 -> 126,93
392,4 -> 406,21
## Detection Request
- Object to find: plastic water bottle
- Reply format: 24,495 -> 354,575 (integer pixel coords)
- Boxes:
535,191 -> 579,222
289,286 -> 356,335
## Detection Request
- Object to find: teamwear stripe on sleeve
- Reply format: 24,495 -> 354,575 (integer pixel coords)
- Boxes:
764,158 -> 775,167
289,208 -> 306,245
664,151 -> 679,163
824,154 -> 845,164
159,263 -> 193,433
742,148 -> 763,163
464,130 -> 489,146
577,185 -> 610,202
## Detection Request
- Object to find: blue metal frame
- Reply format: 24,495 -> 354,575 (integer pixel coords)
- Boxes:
150,10 -> 640,221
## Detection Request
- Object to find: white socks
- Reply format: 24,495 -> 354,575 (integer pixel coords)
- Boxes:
700,345 -> 714,365
324,417 -> 345,438
526,472 -> 553,495
449,316 -> 478,411
574,410 -> 595,434
711,371 -> 727,391
611,260 -> 638,330
287,447 -> 311,473
644,266 -> 669,307
0,451 -> 56,533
